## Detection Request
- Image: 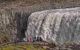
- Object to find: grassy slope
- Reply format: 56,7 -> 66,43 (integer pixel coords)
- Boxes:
0,43 -> 45,50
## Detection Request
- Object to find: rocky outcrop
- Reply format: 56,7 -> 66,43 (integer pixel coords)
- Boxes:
25,7 -> 80,44
0,9 -> 17,42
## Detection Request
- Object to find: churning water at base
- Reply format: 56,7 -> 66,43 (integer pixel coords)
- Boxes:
25,7 -> 80,44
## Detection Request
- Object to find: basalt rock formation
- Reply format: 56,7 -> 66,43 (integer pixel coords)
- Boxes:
25,7 -> 80,44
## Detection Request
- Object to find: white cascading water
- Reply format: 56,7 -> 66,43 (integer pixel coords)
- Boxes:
25,7 -> 80,44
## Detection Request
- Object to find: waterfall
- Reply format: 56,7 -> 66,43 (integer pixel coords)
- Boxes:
25,7 -> 80,44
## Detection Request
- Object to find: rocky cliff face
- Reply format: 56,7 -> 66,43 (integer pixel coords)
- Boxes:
25,7 -> 80,44
0,9 -> 17,42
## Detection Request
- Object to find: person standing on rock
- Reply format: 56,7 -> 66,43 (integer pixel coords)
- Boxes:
28,35 -> 33,42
